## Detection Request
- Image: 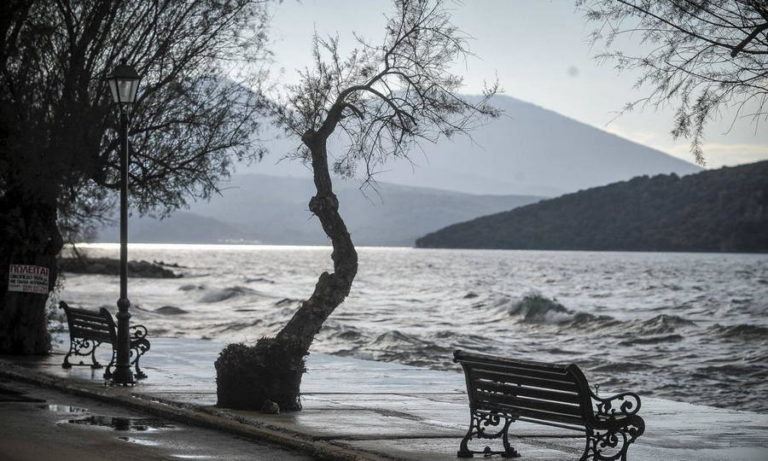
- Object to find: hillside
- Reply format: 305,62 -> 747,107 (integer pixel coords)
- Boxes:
416,161 -> 768,252
97,175 -> 541,246
247,94 -> 702,196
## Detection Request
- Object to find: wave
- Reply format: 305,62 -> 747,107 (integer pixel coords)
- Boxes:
178,284 -> 204,291
632,314 -> 696,335
708,323 -> 768,341
495,294 -> 699,342
506,294 -> 572,324
200,286 -> 259,303
370,330 -> 453,360
500,293 -> 615,328
619,334 -> 683,346
155,306 -> 188,315
274,298 -> 301,307
215,319 -> 262,333
694,364 -> 768,379
370,330 -> 433,348
245,277 -> 274,284
591,362 -> 658,373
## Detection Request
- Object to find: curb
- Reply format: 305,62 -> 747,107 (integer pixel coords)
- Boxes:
0,359 -> 396,461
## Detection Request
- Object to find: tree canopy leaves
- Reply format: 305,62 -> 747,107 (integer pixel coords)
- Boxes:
0,0 -> 271,233
271,0 -> 499,184
578,0 -> 768,164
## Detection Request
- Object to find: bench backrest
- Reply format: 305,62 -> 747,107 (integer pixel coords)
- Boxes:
60,301 -> 117,345
454,350 -> 593,431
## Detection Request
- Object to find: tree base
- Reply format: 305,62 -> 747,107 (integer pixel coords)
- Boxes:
0,292 -> 52,355
214,337 -> 306,412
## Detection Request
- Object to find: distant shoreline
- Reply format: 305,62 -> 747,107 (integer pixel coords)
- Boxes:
65,242 -> 768,256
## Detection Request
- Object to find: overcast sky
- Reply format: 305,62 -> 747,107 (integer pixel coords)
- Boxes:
263,0 -> 767,169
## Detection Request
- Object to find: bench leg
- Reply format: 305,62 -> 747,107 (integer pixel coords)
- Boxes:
62,342 -> 74,369
581,421 -> 644,461
458,411 -> 520,458
130,339 -> 150,380
62,338 -> 102,369
104,349 -> 116,380
90,343 -> 103,369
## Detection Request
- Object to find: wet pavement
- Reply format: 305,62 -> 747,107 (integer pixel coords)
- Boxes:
0,379 -> 312,461
1,335 -> 767,460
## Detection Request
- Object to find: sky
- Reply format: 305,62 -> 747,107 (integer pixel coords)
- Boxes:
261,0 -> 767,169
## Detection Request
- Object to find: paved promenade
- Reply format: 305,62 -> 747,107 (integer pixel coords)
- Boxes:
1,336 -> 767,460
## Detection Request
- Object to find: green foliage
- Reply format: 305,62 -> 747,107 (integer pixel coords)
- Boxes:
417,161 -> 768,252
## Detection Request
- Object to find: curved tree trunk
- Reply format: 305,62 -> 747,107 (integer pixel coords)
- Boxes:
216,129 -> 358,412
0,186 -> 62,354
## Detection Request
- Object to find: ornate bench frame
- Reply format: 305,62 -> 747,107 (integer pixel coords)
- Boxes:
59,301 -> 150,380
454,350 -> 645,460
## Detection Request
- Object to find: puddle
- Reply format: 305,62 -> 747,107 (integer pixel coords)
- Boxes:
117,436 -> 162,446
44,404 -> 89,414
68,415 -> 175,431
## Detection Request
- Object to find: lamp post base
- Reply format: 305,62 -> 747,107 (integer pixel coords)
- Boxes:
111,299 -> 134,385
110,367 -> 135,385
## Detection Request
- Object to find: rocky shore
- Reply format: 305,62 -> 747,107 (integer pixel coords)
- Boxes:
58,257 -> 181,278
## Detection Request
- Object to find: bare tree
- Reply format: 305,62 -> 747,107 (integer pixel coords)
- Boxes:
578,0 -> 768,164
215,0 -> 498,412
0,0 -> 270,354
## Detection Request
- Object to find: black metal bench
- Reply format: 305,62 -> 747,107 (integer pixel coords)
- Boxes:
59,301 -> 150,380
454,350 -> 645,460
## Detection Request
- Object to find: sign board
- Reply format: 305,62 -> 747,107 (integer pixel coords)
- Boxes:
8,264 -> 50,294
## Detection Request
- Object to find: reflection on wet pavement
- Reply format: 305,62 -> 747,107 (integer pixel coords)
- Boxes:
67,415 -> 175,431
43,404 -> 88,413
0,380 -> 312,460
117,436 -> 163,446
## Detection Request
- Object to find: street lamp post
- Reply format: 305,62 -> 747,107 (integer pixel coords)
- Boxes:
107,59 -> 141,385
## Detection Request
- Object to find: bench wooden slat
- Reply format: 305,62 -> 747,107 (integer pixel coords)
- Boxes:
474,379 -> 581,405
66,308 -> 107,319
69,329 -> 113,343
471,369 -> 579,393
475,397 -> 585,426
455,351 -> 569,372
474,389 -> 584,418
70,315 -> 111,326
67,307 -> 104,315
70,320 -> 113,335
70,320 -> 110,329
70,319 -> 112,330
465,360 -> 573,381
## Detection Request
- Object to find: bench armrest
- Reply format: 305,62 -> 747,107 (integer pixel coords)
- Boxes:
130,324 -> 149,341
590,389 -> 641,417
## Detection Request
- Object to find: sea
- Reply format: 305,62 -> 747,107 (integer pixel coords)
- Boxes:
55,244 -> 768,413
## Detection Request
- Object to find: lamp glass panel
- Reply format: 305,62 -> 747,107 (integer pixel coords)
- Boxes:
117,80 -> 138,103
108,79 -> 121,103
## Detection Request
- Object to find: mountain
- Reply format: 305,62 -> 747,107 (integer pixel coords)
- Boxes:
416,161 -> 768,252
97,174 -> 542,246
247,94 -> 703,196
97,94 -> 704,246
98,212 -> 248,244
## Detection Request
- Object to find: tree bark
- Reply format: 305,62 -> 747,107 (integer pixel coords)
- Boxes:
275,132 -> 358,350
215,128 -> 358,412
0,186 -> 62,354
